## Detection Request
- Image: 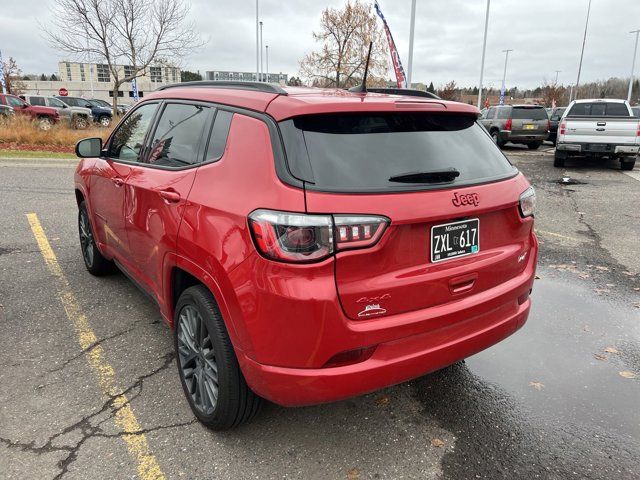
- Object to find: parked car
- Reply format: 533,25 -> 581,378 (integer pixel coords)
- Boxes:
0,93 -> 59,129
0,104 -> 14,117
56,96 -> 112,127
480,104 -> 550,149
73,81 -> 538,429
555,99 -> 639,170
547,107 -> 567,143
89,98 -> 130,116
21,94 -> 91,129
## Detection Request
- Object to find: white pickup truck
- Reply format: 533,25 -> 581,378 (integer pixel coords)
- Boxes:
555,99 -> 639,170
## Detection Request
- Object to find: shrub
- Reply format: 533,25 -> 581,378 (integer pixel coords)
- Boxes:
0,115 -> 113,152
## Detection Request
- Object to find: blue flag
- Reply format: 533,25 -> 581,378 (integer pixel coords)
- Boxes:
131,77 -> 139,102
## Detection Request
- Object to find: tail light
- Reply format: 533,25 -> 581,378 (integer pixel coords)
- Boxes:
636,121 -> 640,136
505,118 -> 512,131
518,187 -> 536,218
559,122 -> 566,135
248,209 -> 389,263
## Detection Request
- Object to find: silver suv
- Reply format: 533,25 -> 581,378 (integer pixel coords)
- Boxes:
480,105 -> 549,150
21,95 -> 91,129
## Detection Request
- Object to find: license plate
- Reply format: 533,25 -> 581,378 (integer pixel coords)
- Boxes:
587,144 -> 607,152
524,124 -> 536,130
431,219 -> 480,263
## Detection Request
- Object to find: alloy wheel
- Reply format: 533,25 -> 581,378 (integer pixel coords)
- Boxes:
78,209 -> 94,267
177,305 -> 219,415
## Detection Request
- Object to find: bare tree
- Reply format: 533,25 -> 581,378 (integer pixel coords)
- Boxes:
44,0 -> 203,112
1,57 -> 27,95
299,0 -> 389,89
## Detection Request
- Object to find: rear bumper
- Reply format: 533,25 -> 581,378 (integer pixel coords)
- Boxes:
557,142 -> 639,156
239,297 -> 530,406
236,234 -> 538,406
500,131 -> 548,143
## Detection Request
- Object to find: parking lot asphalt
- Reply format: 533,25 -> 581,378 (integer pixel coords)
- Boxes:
0,149 -> 639,479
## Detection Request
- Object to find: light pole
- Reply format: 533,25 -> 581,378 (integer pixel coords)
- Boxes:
265,45 -> 269,83
406,0 -> 416,87
555,70 -> 561,85
574,0 -> 592,101
259,21 -> 264,82
627,29 -> 640,102
477,0 -> 491,108
255,0 -> 259,81
499,49 -> 512,105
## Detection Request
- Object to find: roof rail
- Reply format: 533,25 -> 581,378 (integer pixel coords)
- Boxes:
367,87 -> 441,100
156,81 -> 288,95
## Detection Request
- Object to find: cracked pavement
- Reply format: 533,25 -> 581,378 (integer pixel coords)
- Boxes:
0,153 -> 639,479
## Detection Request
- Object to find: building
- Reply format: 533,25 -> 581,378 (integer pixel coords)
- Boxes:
205,70 -> 288,84
21,61 -> 181,102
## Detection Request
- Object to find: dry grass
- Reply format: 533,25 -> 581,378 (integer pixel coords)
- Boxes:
0,115 -> 114,152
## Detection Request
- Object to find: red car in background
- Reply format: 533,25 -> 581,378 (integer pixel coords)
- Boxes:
0,93 -> 59,129
73,82 -> 538,430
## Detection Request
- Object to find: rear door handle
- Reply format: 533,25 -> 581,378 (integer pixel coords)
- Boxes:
158,189 -> 181,203
112,177 -> 124,187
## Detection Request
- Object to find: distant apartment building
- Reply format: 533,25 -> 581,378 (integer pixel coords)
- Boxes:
205,70 -> 288,84
22,61 -> 181,102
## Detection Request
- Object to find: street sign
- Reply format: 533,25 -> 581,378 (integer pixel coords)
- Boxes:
58,87 -> 68,97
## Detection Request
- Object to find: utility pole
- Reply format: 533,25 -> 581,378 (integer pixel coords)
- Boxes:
627,29 -> 640,102
406,0 -> 416,87
555,70 -> 561,85
499,49 -> 512,106
259,21 -> 264,82
265,45 -> 269,83
574,0 -> 592,101
255,0 -> 259,81
477,0 -> 491,108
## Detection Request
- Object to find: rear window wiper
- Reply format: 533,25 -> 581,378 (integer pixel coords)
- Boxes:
388,168 -> 460,184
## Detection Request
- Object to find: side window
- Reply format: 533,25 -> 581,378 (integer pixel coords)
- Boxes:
205,110 -> 233,161
6,96 -> 26,108
147,103 -> 211,167
108,103 -> 158,161
486,107 -> 496,119
29,97 -> 46,106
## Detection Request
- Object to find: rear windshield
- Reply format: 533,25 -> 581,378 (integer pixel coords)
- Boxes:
279,112 -> 516,192
512,107 -> 548,120
567,102 -> 630,117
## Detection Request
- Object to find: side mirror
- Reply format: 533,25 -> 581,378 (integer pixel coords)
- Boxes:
76,137 -> 103,158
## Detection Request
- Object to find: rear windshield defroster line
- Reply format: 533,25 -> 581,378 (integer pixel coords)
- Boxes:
279,112 -> 517,193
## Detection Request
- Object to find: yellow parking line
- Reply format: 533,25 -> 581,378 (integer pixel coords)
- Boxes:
26,213 -> 165,480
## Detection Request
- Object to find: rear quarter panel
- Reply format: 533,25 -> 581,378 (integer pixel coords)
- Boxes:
173,112 -> 306,354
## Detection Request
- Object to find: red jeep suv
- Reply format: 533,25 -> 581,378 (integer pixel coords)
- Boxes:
74,82 -> 538,429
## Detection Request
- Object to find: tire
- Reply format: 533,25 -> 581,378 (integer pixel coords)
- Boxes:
527,142 -> 542,150
553,151 -> 567,168
174,285 -> 263,430
38,117 -> 53,131
98,115 -> 111,127
491,130 -> 505,148
621,158 -> 636,171
78,201 -> 115,276
74,116 -> 89,130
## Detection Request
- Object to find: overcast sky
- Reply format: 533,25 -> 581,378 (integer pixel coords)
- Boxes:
1,0 -> 639,89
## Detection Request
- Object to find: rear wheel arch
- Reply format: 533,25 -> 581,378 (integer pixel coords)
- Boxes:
74,188 -> 85,206
167,263 -> 249,353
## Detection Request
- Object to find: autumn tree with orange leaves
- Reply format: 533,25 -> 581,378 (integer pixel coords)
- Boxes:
300,0 -> 389,89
